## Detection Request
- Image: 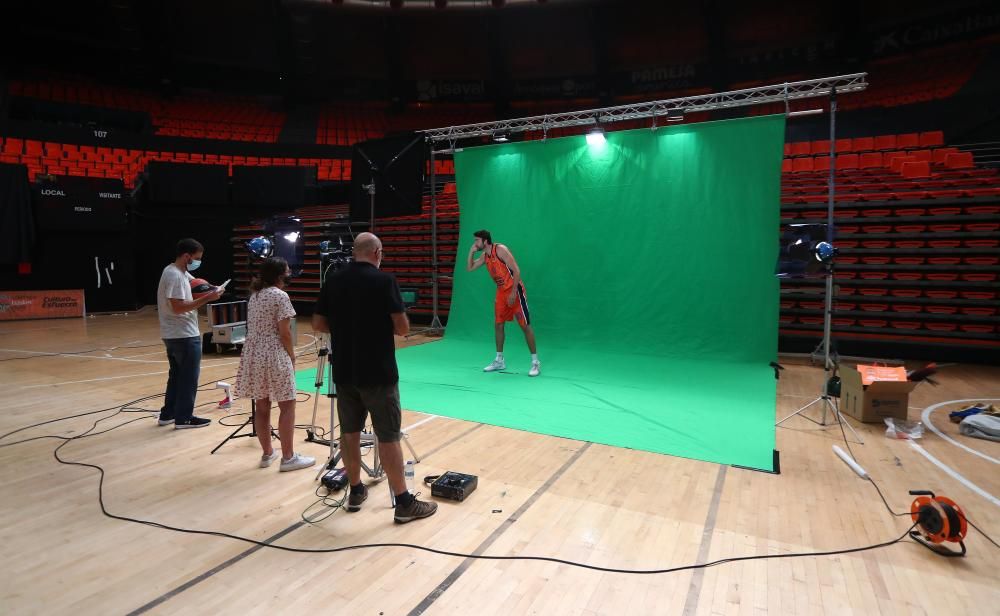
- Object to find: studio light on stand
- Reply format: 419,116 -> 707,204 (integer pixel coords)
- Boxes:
245,216 -> 305,276
774,225 -> 862,444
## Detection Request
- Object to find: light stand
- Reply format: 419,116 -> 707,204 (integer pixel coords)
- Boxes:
775,86 -> 863,444
364,181 -> 376,233
409,142 -> 445,336
210,399 -> 279,455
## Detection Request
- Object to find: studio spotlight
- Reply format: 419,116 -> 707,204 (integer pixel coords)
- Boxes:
492,129 -> 510,143
245,236 -> 274,259
586,126 -> 606,146
667,107 -> 685,122
775,224 -> 838,279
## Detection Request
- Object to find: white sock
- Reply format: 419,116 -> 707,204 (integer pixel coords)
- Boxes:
531,354 -> 539,363
496,352 -> 504,361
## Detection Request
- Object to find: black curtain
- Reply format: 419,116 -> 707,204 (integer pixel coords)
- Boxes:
0,163 -> 35,264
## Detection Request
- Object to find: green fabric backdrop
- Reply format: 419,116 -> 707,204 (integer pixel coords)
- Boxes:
303,115 -> 785,470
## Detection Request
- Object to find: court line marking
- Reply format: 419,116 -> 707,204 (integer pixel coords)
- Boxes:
407,442 -> 592,616
126,419 -> 482,615
682,465 -> 728,616
908,441 -> 1000,508
0,348 -> 171,364
19,361 -> 241,389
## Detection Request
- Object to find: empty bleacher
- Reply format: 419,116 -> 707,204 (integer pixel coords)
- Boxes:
779,131 -> 999,350
0,137 -> 351,187
9,80 -> 286,143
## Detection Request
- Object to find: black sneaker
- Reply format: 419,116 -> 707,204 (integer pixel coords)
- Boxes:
394,494 -> 438,524
174,416 -> 211,429
346,484 -> 368,512
157,416 -> 175,426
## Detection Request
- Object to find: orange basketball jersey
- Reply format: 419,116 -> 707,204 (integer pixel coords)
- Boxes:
484,245 -> 515,290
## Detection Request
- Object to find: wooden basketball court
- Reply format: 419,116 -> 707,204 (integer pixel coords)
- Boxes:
1,311 -> 997,615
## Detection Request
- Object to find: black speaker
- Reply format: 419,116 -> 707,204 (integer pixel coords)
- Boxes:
350,134 -> 428,221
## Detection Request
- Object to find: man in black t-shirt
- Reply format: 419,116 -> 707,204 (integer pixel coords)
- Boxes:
312,232 -> 437,524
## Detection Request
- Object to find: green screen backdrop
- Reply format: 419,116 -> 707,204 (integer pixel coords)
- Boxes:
307,115 -> 785,470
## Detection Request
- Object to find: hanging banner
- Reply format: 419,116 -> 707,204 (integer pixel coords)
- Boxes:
0,289 -> 86,321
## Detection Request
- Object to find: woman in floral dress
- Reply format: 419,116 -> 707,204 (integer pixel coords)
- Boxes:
234,257 -> 314,472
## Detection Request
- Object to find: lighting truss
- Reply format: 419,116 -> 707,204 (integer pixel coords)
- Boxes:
421,73 -> 867,143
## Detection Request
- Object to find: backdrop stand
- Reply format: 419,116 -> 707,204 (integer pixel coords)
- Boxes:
419,74 -> 870,445
408,142 -> 445,337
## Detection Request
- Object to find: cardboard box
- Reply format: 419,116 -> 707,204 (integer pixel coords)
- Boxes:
839,364 -> 917,423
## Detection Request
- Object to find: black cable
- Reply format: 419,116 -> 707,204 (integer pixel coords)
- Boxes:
0,378 -> 229,445
49,416 -> 923,572
0,380 -> 965,575
301,483 -> 348,524
966,518 -> 1000,549
833,400 -> 999,549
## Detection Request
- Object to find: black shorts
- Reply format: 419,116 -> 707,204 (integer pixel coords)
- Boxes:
335,382 -> 402,443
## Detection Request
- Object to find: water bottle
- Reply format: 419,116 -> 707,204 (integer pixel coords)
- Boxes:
404,460 -> 415,492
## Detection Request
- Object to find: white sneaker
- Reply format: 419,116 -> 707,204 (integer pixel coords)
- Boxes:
260,450 -> 280,468
280,453 -> 316,472
529,360 -> 541,377
483,358 -> 506,372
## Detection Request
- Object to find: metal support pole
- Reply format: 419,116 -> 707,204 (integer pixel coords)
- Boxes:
778,87 -> 862,444
429,146 -> 443,332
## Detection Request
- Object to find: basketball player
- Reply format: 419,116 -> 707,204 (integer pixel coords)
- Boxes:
467,230 -> 539,377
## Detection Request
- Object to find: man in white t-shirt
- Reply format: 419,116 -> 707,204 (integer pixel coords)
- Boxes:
157,238 -> 222,429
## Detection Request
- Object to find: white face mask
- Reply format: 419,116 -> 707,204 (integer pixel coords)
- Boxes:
187,259 -> 202,272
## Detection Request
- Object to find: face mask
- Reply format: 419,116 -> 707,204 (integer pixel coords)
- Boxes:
187,259 -> 202,272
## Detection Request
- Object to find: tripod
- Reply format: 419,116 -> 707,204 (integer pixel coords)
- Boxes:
775,268 -> 863,444
308,339 -> 422,487
211,399 -> 279,455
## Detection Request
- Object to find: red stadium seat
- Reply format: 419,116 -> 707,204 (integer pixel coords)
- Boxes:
810,140 -> 831,155
896,133 -> 920,149
918,131 -> 944,147
901,161 -> 930,178
859,152 -> 883,169
932,147 -> 959,165
836,154 -> 859,170
944,152 -> 974,169
792,157 -> 812,173
852,137 -> 874,152
874,135 -> 897,150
